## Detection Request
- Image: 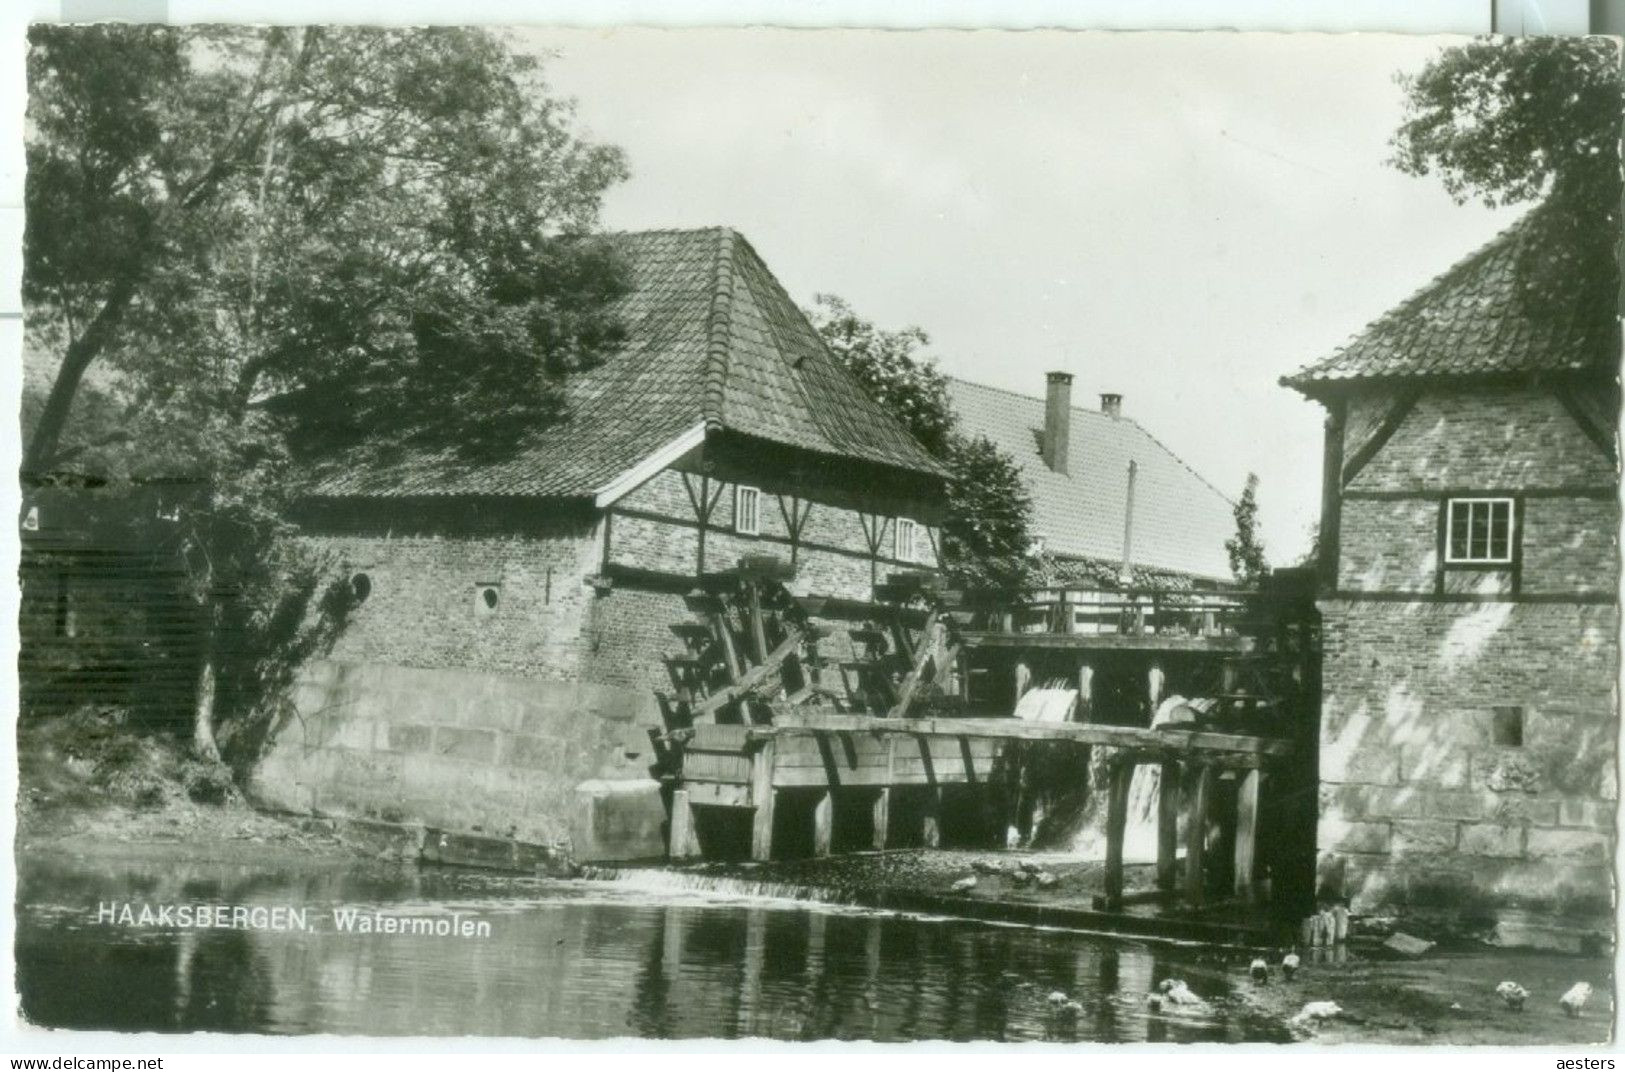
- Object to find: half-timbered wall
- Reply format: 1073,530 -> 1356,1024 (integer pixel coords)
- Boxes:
605,444 -> 942,605
1316,381 -> 1619,938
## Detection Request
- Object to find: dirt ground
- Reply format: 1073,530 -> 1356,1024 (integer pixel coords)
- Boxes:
16,710 -> 359,865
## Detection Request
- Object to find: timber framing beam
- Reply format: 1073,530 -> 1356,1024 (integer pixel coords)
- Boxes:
1552,383 -> 1619,467
1340,388 -> 1421,488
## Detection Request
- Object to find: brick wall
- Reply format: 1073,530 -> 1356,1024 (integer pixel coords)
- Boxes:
1338,499 -> 1438,593
294,520 -> 601,683
1347,385 -> 1617,492
1321,381 -> 1618,930
580,586 -> 691,693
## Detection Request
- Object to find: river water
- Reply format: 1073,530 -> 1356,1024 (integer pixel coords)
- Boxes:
16,853 -> 1287,1042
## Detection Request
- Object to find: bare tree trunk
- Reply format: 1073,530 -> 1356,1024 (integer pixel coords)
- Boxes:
23,276 -> 139,479
193,656 -> 220,762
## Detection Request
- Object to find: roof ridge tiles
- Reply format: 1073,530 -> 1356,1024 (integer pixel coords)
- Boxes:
701,228 -> 739,431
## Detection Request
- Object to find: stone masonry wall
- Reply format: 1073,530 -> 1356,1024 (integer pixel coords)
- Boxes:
1321,382 -> 1619,935
249,660 -> 666,860
262,510 -> 672,859
1318,600 -> 1616,919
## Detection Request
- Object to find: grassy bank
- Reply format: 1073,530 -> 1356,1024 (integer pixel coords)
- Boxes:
17,706 -> 359,865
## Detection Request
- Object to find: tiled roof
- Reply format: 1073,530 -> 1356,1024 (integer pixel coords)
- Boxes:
947,378 -> 1235,582
1282,206 -> 1618,395
309,228 -> 942,499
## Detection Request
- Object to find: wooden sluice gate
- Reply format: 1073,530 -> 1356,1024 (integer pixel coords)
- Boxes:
652,557 -> 1319,920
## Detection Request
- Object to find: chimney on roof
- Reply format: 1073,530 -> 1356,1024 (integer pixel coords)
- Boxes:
1100,392 -> 1123,419
1043,371 -> 1073,475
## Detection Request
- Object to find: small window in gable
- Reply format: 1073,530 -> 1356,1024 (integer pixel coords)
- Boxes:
895,517 -> 927,564
475,583 -> 500,618
1445,497 -> 1515,565
735,485 -> 761,536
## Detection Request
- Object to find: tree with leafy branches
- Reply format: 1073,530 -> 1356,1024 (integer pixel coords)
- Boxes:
25,25 -> 630,759
1389,35 -> 1622,320
808,294 -> 956,457
805,295 -> 1035,600
1225,472 -> 1268,587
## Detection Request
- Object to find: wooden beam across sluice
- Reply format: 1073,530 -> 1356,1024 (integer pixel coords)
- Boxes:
676,714 -> 1292,877
765,712 -> 1293,762
958,631 -> 1255,653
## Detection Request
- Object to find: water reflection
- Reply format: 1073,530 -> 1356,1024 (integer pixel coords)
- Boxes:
17,855 -> 1286,1042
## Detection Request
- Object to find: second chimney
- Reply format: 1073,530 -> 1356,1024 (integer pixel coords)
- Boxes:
1100,392 -> 1122,419
1043,371 -> 1073,474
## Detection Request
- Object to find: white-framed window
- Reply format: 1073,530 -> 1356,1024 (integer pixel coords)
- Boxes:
734,485 -> 761,535
894,517 -> 928,564
1444,497 -> 1515,565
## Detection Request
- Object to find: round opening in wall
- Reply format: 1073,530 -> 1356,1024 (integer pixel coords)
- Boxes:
481,587 -> 499,610
350,573 -> 371,602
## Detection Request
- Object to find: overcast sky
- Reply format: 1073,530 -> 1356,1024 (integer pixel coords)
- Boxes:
523,29 -> 1519,562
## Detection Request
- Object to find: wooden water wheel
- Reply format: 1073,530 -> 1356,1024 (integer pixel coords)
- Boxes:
655,560 -> 965,731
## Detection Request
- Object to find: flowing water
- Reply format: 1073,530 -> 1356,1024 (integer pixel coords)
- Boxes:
16,852 -> 1287,1042
1069,763 -> 1162,863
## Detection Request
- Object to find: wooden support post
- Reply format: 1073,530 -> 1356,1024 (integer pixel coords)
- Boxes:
1234,769 -> 1260,903
1156,760 -> 1180,890
746,580 -> 769,663
1014,659 -> 1032,706
670,789 -> 701,859
872,787 -> 891,850
1148,661 -> 1166,712
713,611 -> 745,681
813,791 -> 834,857
1103,759 -> 1134,910
1183,764 -> 1213,905
750,739 -> 778,861
889,610 -> 941,718
738,908 -> 766,1037
1076,662 -> 1094,721
662,906 -> 687,983
921,788 -> 942,848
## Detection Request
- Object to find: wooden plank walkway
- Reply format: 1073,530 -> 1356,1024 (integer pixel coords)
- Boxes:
765,712 -> 1291,762
958,631 -> 1255,653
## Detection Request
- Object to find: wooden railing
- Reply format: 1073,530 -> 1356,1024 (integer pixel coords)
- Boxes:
1004,586 -> 1250,637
